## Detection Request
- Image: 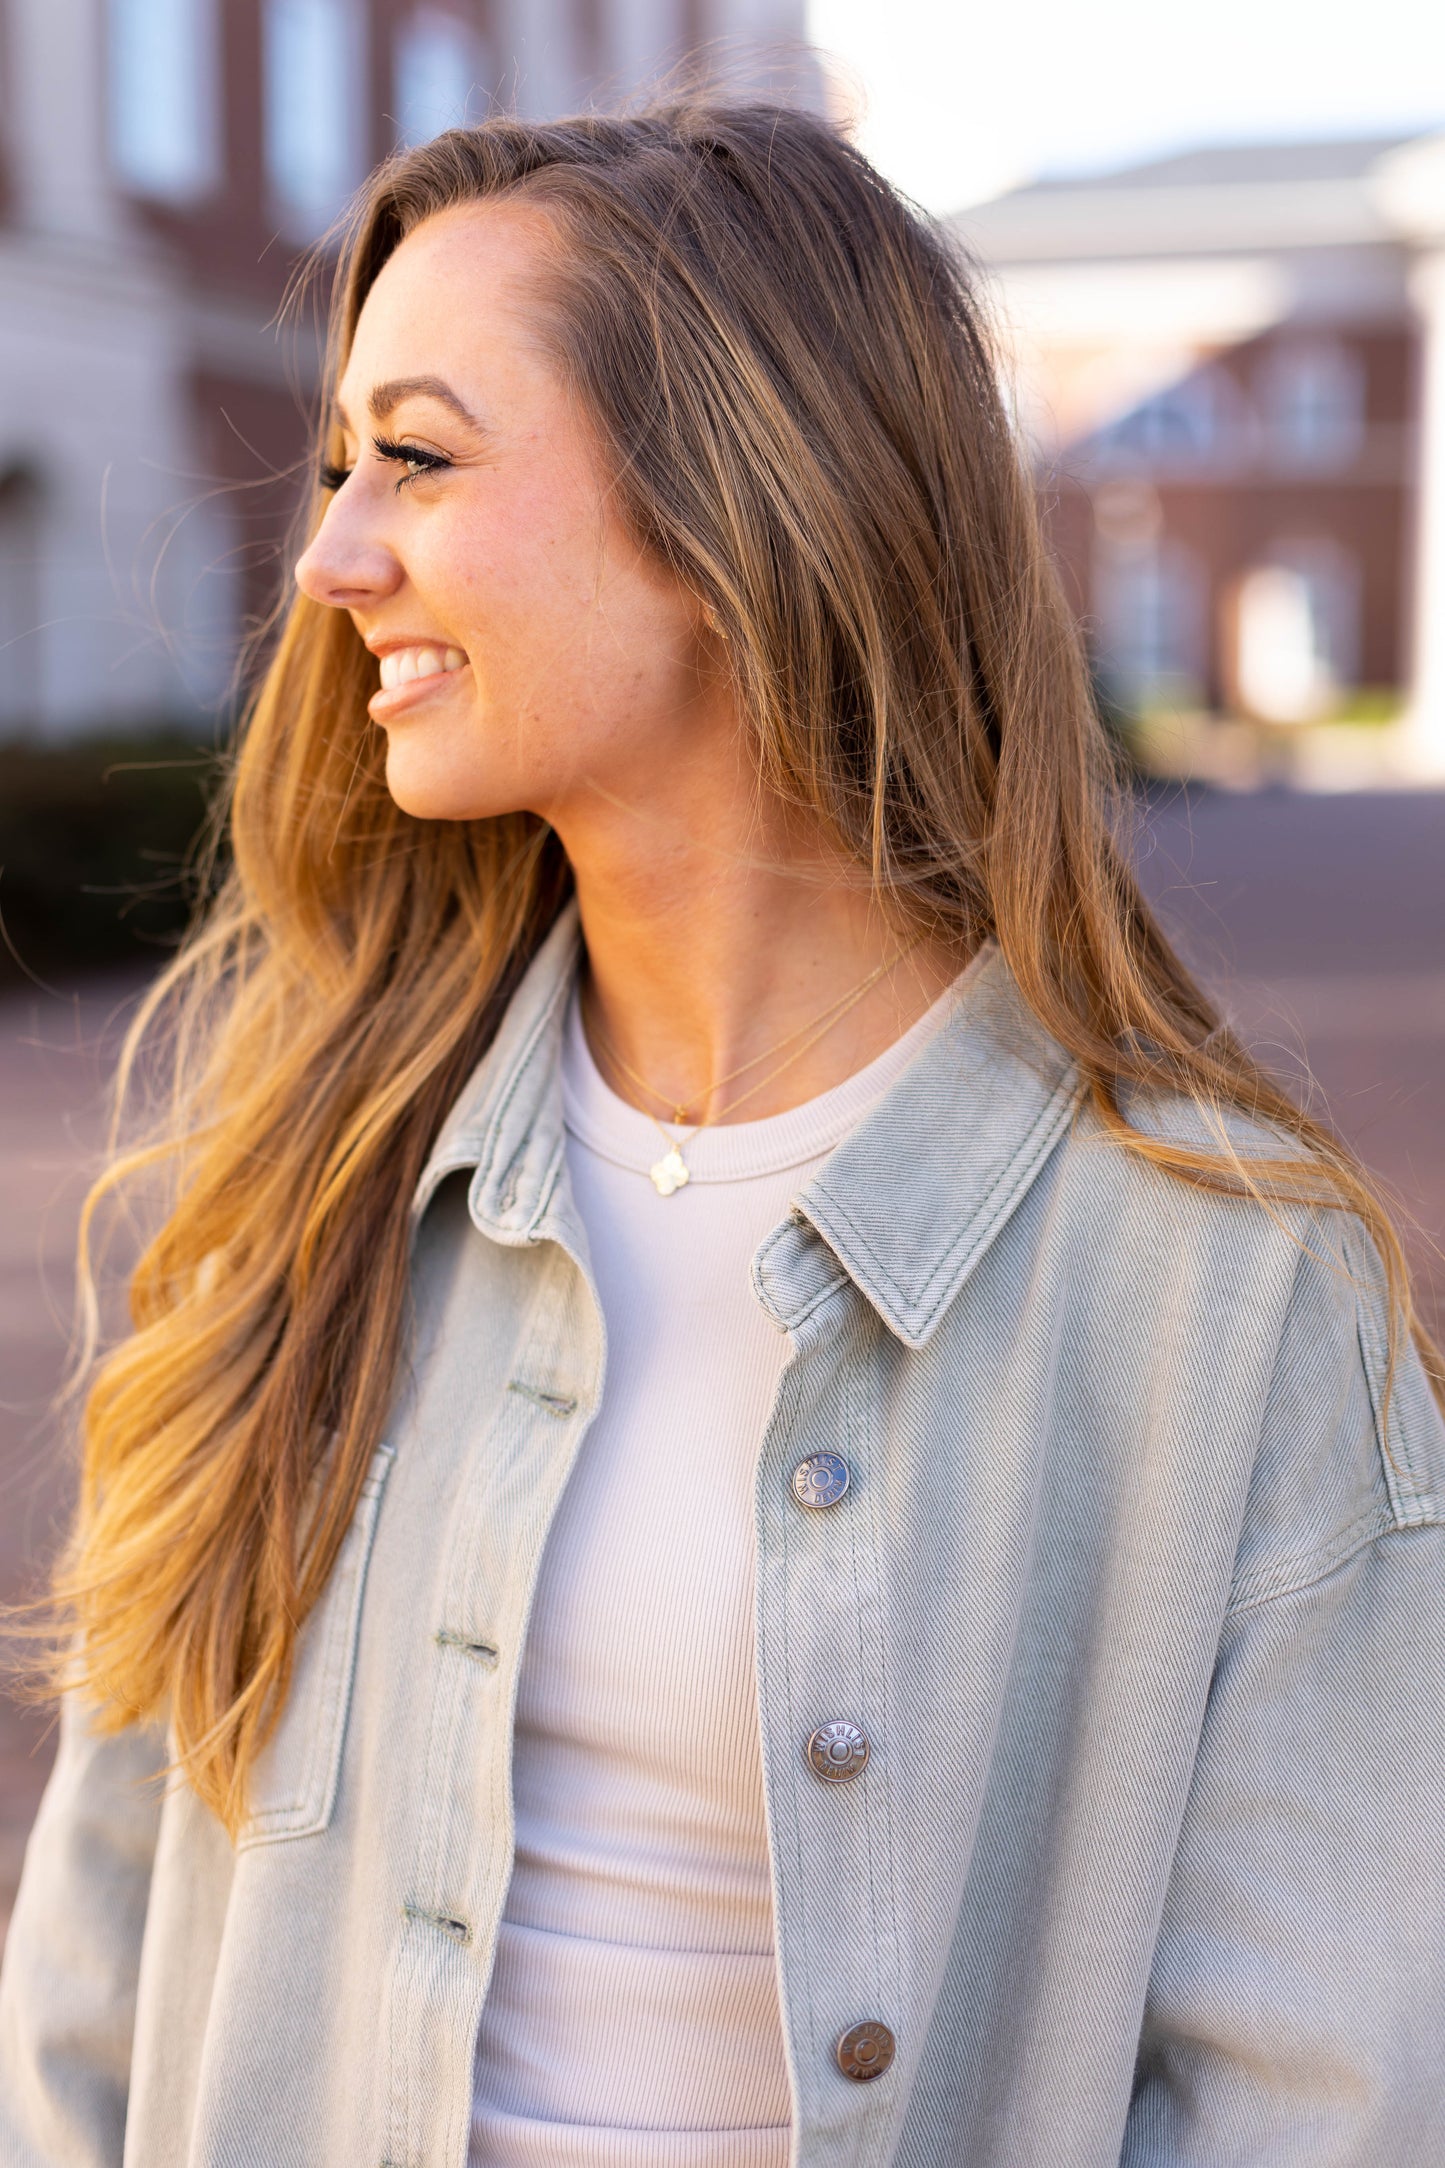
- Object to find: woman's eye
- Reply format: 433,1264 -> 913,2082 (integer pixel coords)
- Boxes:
372,435 -> 452,491
316,439 -> 452,495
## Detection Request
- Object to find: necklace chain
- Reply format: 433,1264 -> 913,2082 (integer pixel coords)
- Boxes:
586,935 -> 927,1196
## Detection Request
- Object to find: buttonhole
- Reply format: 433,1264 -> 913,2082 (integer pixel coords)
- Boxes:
402,1899 -> 472,1944
435,1627 -> 499,1667
507,1379 -> 578,1418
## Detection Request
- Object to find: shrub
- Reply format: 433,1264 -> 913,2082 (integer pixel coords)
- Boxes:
0,731 -> 223,989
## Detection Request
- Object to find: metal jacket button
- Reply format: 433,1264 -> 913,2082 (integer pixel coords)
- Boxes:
836,2020 -> 896,2081
806,1719 -> 870,1781
791,1452 -> 850,1509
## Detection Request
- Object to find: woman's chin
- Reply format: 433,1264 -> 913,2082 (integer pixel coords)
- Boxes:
380,736 -> 520,824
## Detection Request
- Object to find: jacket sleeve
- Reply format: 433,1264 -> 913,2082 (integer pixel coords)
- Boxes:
1122,1245 -> 1445,2167
0,1693 -> 164,2167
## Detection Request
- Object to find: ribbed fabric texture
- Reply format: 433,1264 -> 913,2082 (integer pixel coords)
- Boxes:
467,973 -> 971,2166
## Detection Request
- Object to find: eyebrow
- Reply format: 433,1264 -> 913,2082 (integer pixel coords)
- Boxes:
332,375 -> 483,434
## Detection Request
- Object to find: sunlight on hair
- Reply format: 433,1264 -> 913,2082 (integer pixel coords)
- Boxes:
25,97 -> 1441,1836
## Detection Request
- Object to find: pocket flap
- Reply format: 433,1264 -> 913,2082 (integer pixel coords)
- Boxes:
239,1442 -> 396,1846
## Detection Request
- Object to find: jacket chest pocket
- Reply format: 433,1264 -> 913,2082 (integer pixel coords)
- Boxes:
238,1442 -> 396,1847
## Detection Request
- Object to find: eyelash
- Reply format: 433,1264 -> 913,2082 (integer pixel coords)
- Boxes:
318,436 -> 453,495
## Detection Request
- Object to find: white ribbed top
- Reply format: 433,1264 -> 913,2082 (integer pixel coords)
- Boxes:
468,964 -> 976,2166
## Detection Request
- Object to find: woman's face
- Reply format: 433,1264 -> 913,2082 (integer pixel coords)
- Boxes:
294,201 -> 723,826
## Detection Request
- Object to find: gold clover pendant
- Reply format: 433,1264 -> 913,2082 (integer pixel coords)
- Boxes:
649,1145 -> 690,1197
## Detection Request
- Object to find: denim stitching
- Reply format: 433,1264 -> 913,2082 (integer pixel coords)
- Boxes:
427,928 -> 578,1216
526,1135 -> 568,1240
907,1072 -> 1081,1333
780,1265 -> 853,1334
861,1326 -> 905,2018
809,1067 -> 1079,1341
239,1443 -> 395,1844
386,1372 -> 526,2145
774,1356 -> 820,2084
409,945 -> 574,1225
476,964 -> 575,1186
1344,1220 -> 1434,1519
844,1333 -> 889,2000
1225,1505 -> 1445,1616
752,1220 -> 851,1333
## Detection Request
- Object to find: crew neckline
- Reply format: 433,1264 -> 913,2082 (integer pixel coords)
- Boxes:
562,948 -> 986,1185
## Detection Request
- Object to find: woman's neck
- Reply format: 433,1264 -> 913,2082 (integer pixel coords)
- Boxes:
558,795 -> 971,1127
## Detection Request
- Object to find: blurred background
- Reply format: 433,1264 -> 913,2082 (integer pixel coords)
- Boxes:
1,0 -> 1443,1943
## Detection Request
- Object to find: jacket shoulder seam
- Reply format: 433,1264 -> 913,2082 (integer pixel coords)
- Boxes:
1341,1219 -> 1437,1521
1225,1503 -> 1445,1617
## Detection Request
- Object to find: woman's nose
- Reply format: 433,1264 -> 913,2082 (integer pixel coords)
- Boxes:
294,497 -> 402,611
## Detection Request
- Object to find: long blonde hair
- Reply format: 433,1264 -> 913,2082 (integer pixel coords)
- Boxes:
46,101 -> 1442,1832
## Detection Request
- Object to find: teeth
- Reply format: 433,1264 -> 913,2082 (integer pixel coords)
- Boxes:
377,644 -> 468,691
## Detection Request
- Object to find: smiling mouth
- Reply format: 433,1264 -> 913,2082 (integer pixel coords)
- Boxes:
377,644 -> 468,690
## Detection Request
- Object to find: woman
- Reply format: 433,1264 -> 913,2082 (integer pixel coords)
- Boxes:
2,100 -> 1443,2168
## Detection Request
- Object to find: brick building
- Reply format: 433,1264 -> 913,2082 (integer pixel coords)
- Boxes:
956,134 -> 1445,766
0,0 -> 810,739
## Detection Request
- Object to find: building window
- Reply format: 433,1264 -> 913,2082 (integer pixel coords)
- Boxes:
394,9 -> 486,145
1230,540 -> 1360,723
107,0 -> 219,201
1095,536 -> 1206,707
264,0 -> 365,237
1092,365 -> 1236,472
1259,340 -> 1363,469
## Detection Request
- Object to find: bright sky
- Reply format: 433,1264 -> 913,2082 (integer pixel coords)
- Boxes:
806,0 -> 1445,212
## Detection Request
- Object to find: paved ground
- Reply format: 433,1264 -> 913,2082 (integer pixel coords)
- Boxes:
0,971 -> 150,1946
1134,788 -> 1445,1333
1,786 -> 1442,1948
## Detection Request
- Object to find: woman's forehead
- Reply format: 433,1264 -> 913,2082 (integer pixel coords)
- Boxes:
338,208 -> 559,422
340,220 -> 563,422
365,199 -> 556,328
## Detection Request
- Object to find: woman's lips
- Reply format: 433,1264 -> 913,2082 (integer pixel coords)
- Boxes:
368,643 -> 469,720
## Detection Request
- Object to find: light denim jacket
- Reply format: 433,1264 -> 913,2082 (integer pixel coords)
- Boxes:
4,903 -> 1445,2168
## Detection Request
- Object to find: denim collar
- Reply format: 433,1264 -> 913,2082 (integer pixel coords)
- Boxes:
412,899 -> 1081,1349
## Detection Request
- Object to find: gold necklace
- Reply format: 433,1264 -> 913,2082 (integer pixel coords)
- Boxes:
587,935 -> 927,1197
